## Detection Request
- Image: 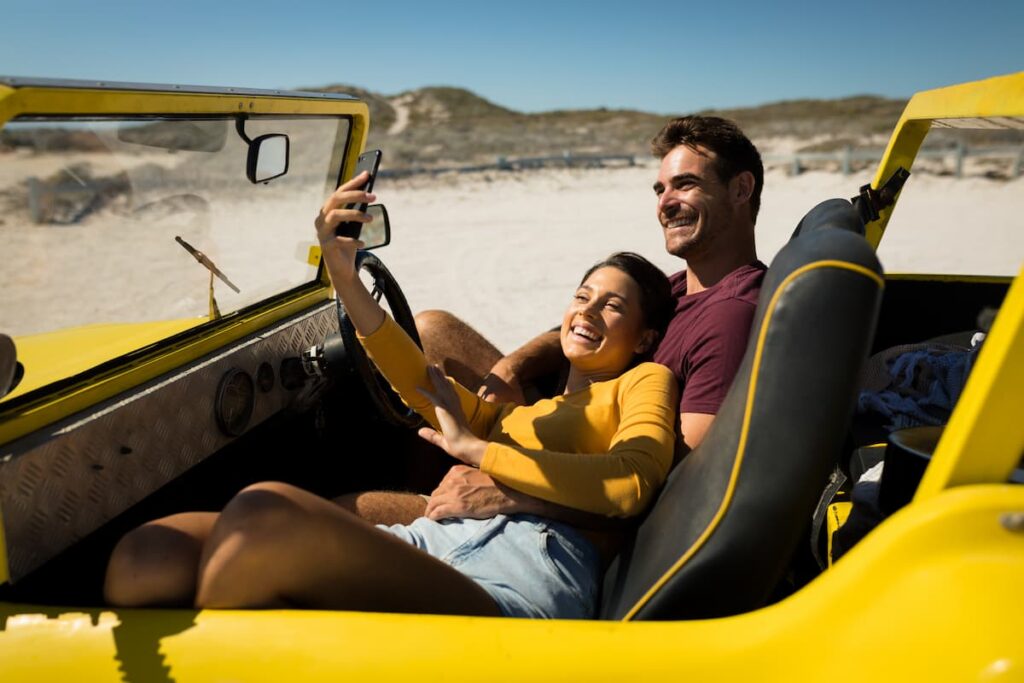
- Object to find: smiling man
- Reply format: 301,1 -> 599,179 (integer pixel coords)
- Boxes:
645,116 -> 766,450
346,116 -> 767,527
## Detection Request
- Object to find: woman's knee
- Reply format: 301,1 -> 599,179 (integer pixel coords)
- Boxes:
211,482 -> 308,545
196,483 -> 345,608
104,519 -> 206,606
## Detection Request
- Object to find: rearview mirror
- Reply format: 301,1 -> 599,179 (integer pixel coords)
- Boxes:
247,134 -> 290,184
361,204 -> 391,250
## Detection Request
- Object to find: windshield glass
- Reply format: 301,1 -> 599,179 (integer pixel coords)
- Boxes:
0,114 -> 349,401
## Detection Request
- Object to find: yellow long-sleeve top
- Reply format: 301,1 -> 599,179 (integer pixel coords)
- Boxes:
359,315 -> 678,518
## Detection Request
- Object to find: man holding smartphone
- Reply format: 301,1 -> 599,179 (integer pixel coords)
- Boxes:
342,115 -> 767,528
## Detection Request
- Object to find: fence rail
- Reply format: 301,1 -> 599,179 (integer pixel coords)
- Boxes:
378,146 -> 1023,180
763,144 -> 1024,177
378,152 -> 636,179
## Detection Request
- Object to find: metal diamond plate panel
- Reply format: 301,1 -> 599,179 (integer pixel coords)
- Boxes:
0,301 -> 338,581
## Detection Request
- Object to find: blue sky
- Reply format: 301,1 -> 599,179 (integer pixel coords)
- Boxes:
2,0 -> 1021,114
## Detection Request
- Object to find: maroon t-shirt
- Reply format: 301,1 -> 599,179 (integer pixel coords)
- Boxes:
652,262 -> 767,415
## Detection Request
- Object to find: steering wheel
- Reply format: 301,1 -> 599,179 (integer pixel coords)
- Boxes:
335,251 -> 424,428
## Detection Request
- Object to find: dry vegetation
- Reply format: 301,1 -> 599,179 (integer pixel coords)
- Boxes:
301,85 -> 1023,169
4,84 -> 1021,171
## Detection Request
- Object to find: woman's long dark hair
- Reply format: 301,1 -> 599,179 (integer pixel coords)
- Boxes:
579,252 -> 673,360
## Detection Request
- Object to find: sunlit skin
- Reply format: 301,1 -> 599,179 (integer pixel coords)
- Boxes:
652,145 -> 756,295
653,145 -> 734,259
559,266 -> 656,392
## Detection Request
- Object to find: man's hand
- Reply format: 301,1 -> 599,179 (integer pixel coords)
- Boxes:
477,357 -> 527,404
417,365 -> 488,466
424,465 -> 525,520
476,330 -> 563,404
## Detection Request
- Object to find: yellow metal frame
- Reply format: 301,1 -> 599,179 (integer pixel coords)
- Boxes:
0,83 -> 369,445
865,71 -> 1024,248
825,502 -> 851,567
915,264 -> 1024,499
10,319 -> 203,399
883,273 -> 1013,285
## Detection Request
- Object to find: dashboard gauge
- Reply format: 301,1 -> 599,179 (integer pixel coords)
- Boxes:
256,361 -> 275,393
215,368 -> 255,437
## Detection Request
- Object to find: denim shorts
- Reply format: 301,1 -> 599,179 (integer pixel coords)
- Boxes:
377,514 -> 600,619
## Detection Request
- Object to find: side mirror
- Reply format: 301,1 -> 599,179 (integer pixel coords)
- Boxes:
361,204 -> 391,250
0,334 -> 24,401
247,134 -> 290,184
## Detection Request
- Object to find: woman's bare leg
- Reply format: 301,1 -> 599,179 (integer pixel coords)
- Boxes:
104,512 -> 218,606
104,491 -> 431,607
195,481 -> 500,616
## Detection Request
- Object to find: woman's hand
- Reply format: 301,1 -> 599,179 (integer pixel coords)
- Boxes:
313,171 -> 377,283
313,171 -> 385,335
417,365 -> 488,467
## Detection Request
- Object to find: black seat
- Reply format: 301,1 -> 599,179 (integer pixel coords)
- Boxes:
601,199 -> 884,620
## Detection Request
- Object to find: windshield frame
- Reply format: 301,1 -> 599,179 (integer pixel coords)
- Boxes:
0,81 -> 369,444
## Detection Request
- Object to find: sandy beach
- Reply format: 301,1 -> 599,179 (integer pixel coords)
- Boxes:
374,165 -> 1023,353
2,154 -> 1021,352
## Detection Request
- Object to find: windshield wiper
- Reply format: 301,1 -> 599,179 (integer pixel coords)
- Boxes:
175,235 -> 241,321
174,236 -> 241,293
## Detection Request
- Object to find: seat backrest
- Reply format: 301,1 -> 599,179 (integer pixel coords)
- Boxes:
601,200 -> 884,620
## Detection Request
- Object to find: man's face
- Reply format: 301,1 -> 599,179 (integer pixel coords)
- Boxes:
653,144 -> 735,260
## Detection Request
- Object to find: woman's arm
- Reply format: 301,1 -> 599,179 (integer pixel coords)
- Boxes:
314,175 -> 503,455
314,171 -> 386,336
479,364 -> 679,518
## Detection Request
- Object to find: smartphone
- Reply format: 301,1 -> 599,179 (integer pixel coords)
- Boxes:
336,149 -> 382,238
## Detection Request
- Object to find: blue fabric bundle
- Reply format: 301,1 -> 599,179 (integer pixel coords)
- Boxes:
857,345 -> 981,431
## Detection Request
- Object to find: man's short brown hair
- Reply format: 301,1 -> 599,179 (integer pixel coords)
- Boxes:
651,116 -> 764,223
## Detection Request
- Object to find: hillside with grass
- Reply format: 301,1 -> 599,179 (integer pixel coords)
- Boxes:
308,84 -> 923,167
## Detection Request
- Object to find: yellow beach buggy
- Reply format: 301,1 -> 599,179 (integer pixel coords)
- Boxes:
0,72 -> 1021,681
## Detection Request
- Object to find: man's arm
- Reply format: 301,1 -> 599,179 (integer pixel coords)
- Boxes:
478,329 -> 564,404
425,466 -> 630,530
678,411 -> 715,457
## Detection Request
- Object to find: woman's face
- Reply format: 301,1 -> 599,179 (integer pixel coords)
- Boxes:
560,266 -> 653,376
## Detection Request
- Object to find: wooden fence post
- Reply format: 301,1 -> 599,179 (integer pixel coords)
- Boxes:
28,177 -> 43,224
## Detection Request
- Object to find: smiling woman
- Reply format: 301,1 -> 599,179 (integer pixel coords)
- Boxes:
104,240 -> 680,618
561,252 -> 673,382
